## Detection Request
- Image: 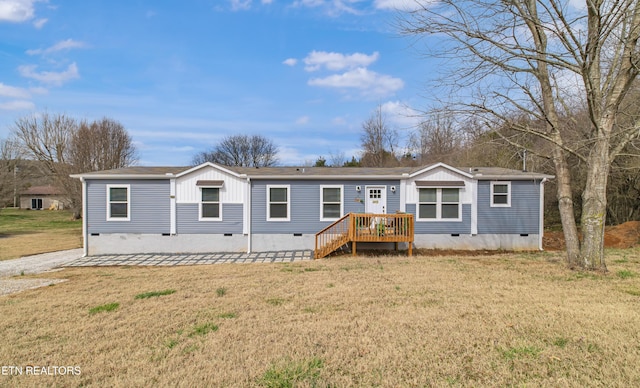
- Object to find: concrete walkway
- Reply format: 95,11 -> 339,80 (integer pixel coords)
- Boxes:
0,248 -> 84,278
0,249 -> 313,296
65,250 -> 314,267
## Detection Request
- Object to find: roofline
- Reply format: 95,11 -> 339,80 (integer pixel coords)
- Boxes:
475,174 -> 555,180
247,175 -> 406,180
70,173 -> 177,180
409,162 -> 475,179
175,162 -> 245,178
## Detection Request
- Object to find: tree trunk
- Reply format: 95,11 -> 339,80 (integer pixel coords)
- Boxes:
580,138 -> 610,271
551,145 -> 581,267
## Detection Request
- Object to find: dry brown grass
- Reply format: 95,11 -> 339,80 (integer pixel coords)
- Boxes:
0,209 -> 82,261
1,249 -> 640,387
0,231 -> 82,261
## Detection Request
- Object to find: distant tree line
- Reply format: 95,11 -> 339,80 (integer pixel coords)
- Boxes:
1,113 -> 137,218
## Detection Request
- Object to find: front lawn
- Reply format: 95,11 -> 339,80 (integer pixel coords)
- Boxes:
0,208 -> 82,260
1,249 -> 639,386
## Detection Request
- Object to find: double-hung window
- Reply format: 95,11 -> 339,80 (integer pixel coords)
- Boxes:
268,185 -> 290,221
200,187 -> 221,220
107,185 -> 130,221
418,188 -> 460,220
491,182 -> 511,207
321,186 -> 342,221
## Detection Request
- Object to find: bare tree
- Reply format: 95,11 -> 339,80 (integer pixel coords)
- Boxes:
401,0 -> 640,270
0,137 -> 24,207
328,150 -> 346,167
360,105 -> 400,167
192,134 -> 278,167
12,113 -> 137,218
409,111 -> 463,165
12,113 -> 80,216
71,118 -> 138,172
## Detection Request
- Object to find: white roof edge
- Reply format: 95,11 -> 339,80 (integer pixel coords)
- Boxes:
248,175 -> 405,180
476,174 -> 555,180
175,162 -> 244,178
70,174 -> 176,180
409,162 -> 474,179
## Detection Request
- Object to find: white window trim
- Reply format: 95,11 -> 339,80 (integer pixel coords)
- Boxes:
199,187 -> 222,222
106,184 -> 130,221
267,185 -> 290,221
417,188 -> 462,222
490,181 -> 511,207
320,185 -> 344,221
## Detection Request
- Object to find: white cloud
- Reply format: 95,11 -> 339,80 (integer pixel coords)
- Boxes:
32,17 -> 46,28
332,116 -> 347,125
0,100 -> 35,110
295,116 -> 310,125
374,0 -> 433,11
304,51 -> 379,72
0,83 -> 31,98
26,39 -> 87,56
18,62 -> 80,86
292,0 -> 361,16
380,100 -> 421,128
308,67 -> 404,97
283,58 -> 298,66
0,0 -> 36,22
230,0 -> 251,11
229,0 -> 273,11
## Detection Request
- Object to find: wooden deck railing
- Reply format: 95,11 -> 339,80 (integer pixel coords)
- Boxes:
314,213 -> 414,259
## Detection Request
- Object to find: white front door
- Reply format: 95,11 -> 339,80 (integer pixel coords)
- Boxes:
365,186 -> 386,214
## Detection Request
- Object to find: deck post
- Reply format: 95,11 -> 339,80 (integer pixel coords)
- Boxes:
352,241 -> 356,256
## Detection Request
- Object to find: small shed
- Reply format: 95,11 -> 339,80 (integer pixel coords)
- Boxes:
19,185 -> 67,210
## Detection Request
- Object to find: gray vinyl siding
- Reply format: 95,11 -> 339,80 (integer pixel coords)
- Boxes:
477,180 -> 540,234
87,179 -> 170,234
176,203 -> 243,234
407,204 -> 472,234
251,179 -> 401,234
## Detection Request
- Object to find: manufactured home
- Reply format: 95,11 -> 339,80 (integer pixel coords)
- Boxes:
72,162 -> 553,257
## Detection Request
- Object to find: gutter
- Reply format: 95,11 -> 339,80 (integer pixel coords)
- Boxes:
539,177 -> 548,251
69,174 -> 176,180
246,177 -> 252,253
80,177 -> 88,257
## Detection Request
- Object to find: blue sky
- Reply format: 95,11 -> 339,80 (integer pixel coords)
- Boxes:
0,0 -> 438,166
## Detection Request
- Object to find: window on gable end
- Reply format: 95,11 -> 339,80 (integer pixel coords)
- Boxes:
417,188 -> 461,221
200,187 -> 221,220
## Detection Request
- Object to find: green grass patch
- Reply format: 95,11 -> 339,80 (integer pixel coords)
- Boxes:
0,208 -> 81,234
623,288 -> 640,296
617,270 -> 636,279
266,298 -> 285,306
553,337 -> 569,348
189,323 -> 218,337
218,312 -> 237,319
257,357 -> 324,387
216,287 -> 227,297
134,289 -> 176,299
500,345 -> 541,360
165,338 -> 179,349
89,302 -> 120,315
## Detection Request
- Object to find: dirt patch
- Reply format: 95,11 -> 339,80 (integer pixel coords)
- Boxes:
544,221 -> 640,251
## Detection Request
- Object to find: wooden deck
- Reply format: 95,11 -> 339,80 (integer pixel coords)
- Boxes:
314,213 -> 414,259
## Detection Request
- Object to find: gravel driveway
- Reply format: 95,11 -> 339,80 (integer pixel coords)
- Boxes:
0,249 -> 83,296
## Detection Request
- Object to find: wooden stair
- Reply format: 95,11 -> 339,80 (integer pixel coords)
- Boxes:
314,213 -> 414,259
